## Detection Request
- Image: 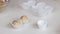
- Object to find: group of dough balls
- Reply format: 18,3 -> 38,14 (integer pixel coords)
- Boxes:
11,15 -> 28,28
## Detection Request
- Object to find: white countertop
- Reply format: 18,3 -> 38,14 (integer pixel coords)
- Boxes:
0,0 -> 60,34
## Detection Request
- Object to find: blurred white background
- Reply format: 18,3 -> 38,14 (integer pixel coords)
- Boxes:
0,0 -> 60,34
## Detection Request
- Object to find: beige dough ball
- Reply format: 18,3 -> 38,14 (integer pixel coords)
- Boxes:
20,15 -> 28,24
20,15 -> 28,21
12,20 -> 20,26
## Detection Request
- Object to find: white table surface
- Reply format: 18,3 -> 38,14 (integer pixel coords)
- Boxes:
0,0 -> 60,34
